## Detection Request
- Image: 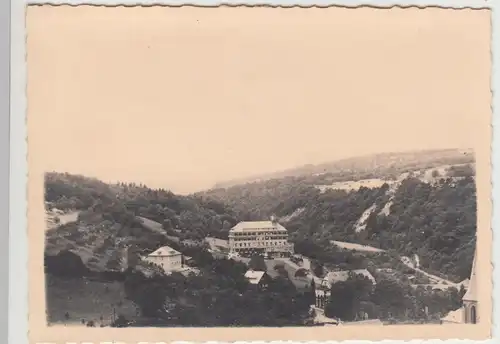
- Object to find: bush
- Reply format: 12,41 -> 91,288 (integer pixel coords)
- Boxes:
295,269 -> 307,277
249,255 -> 267,271
44,251 -> 89,278
112,314 -> 129,327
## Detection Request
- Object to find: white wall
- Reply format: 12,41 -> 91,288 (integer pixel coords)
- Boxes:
144,254 -> 182,273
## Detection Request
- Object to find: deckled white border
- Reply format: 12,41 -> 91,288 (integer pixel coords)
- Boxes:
10,1 -> 498,344
10,0 -> 28,342
22,0 -> 495,7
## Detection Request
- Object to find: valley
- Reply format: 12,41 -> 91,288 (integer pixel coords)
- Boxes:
43,148 -> 476,326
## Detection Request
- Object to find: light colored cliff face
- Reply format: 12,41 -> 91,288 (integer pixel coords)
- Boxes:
46,208 -> 80,231
312,163 -> 475,234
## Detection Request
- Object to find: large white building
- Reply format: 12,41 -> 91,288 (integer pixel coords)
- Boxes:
143,245 -> 183,273
228,218 -> 294,257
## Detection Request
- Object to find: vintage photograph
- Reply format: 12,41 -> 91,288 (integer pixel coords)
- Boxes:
27,5 -> 492,342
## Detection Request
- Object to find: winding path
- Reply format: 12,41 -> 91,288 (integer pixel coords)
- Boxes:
46,210 -> 81,231
331,240 -> 457,287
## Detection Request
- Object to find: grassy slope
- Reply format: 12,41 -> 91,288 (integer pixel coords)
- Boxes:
46,275 -> 138,326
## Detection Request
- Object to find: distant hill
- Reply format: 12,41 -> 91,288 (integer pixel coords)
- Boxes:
44,161 -> 476,325
45,150 -> 477,282
44,173 -> 319,328
44,172 -> 243,273
197,151 -> 477,282
212,148 -> 474,189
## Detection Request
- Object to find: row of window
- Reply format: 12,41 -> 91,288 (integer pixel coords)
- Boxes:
231,231 -> 287,236
233,241 -> 287,248
233,248 -> 291,255
150,256 -> 182,262
231,236 -> 287,241
160,260 -> 181,266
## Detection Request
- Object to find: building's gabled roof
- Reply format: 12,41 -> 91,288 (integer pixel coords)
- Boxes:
459,278 -> 470,289
341,319 -> 383,326
441,308 -> 464,324
323,269 -> 376,286
463,250 -> 477,302
230,221 -> 287,232
148,246 -> 181,257
244,269 -> 266,284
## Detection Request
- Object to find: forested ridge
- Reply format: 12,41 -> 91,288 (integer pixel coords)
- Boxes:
213,148 -> 474,189
45,172 -> 243,240
44,152 -> 477,325
198,164 -> 476,282
45,172 -> 316,326
46,160 -> 477,282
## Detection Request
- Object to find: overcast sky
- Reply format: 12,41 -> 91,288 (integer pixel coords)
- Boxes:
27,6 -> 491,194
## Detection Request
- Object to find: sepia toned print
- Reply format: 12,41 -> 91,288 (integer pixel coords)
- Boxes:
27,5 -> 492,343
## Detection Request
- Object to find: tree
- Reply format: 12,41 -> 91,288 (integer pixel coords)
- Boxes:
112,314 -> 129,327
274,263 -> 288,278
325,281 -> 357,321
45,250 -> 89,278
325,274 -> 374,321
308,278 -> 317,304
162,219 -> 172,230
295,268 -> 307,278
312,262 -> 324,277
249,255 -> 267,271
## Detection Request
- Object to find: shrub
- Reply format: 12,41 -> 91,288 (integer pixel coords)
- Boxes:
112,314 -> 129,328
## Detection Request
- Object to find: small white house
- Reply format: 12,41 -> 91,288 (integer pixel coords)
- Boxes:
244,269 -> 270,289
143,246 -> 183,273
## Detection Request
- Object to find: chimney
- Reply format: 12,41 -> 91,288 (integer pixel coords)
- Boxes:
270,215 -> 277,224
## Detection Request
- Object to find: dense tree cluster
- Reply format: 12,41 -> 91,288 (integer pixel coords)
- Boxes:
45,164 -> 476,325
45,172 -> 241,240
364,177 -> 476,281
201,174 -> 476,282
197,179 -> 320,221
45,250 -> 90,278
123,259 -> 314,327
324,273 -> 466,322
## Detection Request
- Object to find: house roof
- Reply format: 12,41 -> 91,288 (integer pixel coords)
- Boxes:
244,270 -> 266,284
463,250 -> 477,302
341,319 -> 383,326
148,246 -> 181,257
459,278 -> 470,289
441,308 -> 464,323
323,269 -> 376,286
230,221 -> 288,233
313,311 -> 339,324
